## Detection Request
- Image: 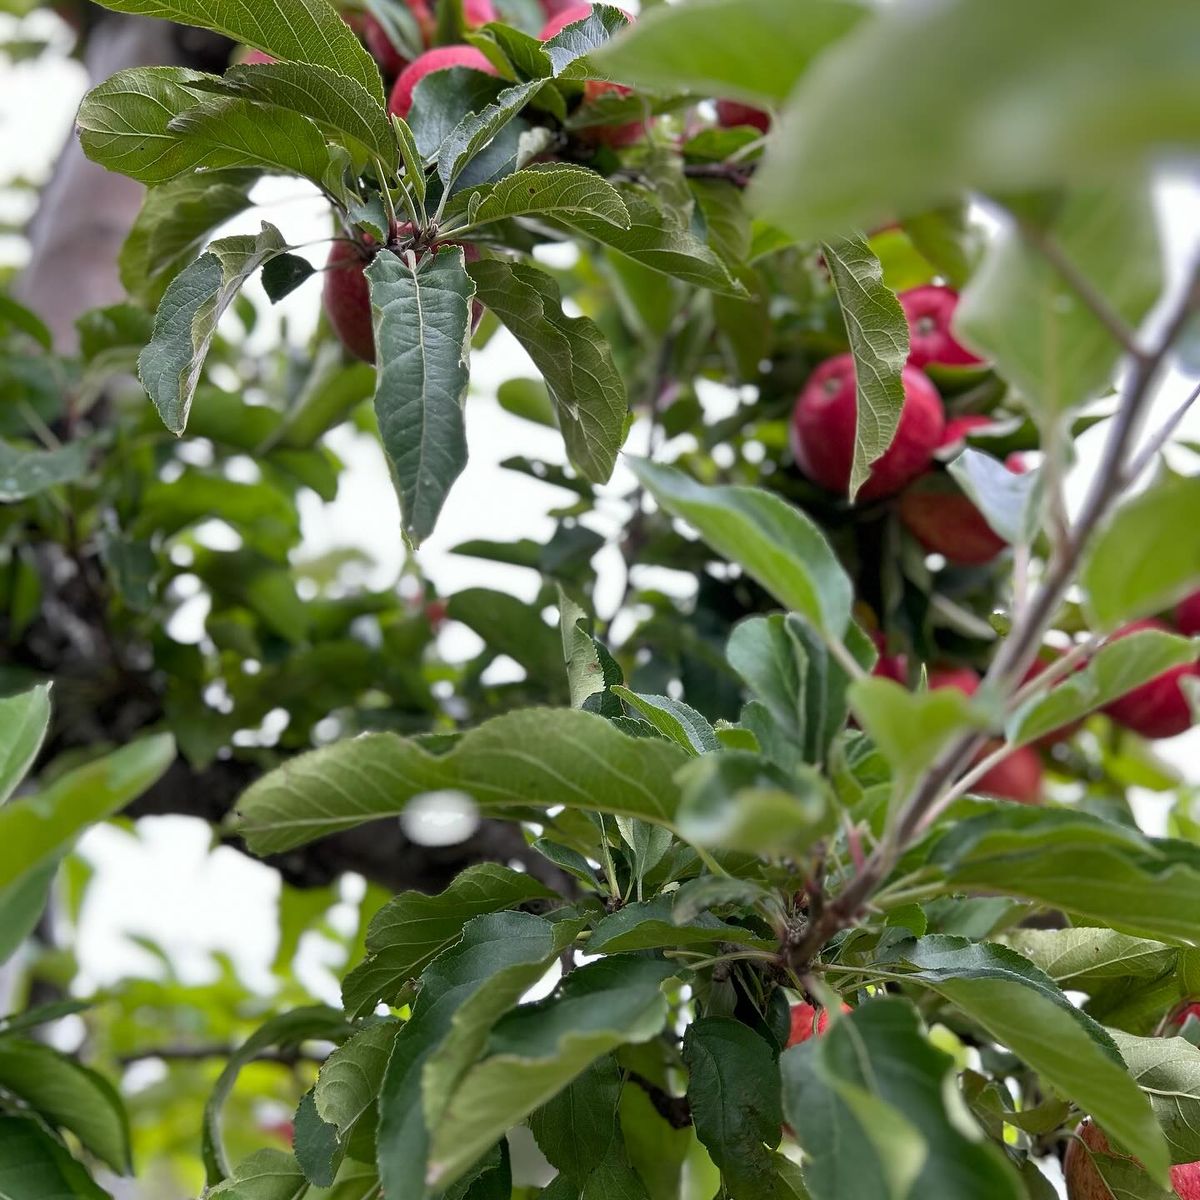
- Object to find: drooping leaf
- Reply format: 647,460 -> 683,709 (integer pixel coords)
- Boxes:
139,222 -> 287,433
0,1116 -> 110,1200
956,185 -> 1162,422
313,1021 -> 400,1143
0,863 -> 58,965
932,806 -> 1200,946
426,956 -> 676,1191
439,79 -> 542,190
752,0 -> 1200,240
1009,628 -> 1197,746
376,911 -> 561,1200
261,253 -> 316,304
0,685 -> 50,805
0,1039 -> 131,1173
448,588 -> 565,688
876,936 -> 1167,1183
202,1006 -> 352,1184
1082,473 -> 1200,631
293,1089 -> 342,1188
782,999 -> 1021,1200
1004,929 -> 1177,991
542,2 -> 631,78
1109,1030 -> 1200,1165
947,449 -> 1043,546
0,439 -> 90,502
593,0 -> 866,105
367,246 -> 475,546
235,708 -> 689,855
118,169 -> 260,305
528,1057 -> 622,1184
341,863 -> 556,1018
0,734 -> 174,895
467,259 -> 627,486
87,0 -> 384,101
822,234 -> 909,498
629,461 -> 853,639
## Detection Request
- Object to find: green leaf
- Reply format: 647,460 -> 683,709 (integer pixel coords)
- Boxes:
261,253 -> 316,304
407,68 -> 508,160
203,1006 -> 351,1184
0,1115 -> 110,1200
0,439 -> 89,501
497,377 -> 556,427
118,169 -> 259,306
560,591 -> 622,714
587,895 -> 775,955
556,189 -> 745,297
1004,929 -> 1177,991
454,164 -> 631,229
0,1039 -> 130,1173
166,96 -> 350,201
611,688 -> 718,755
752,0 -> 1200,241
682,1018 -> 788,1200
946,448 -> 1043,547
89,0 -> 383,102
208,1149 -> 306,1200
877,936 -> 1168,1183
528,1057 -> 622,1183
1009,629 -> 1197,746
932,806 -> 1200,945
426,956 -> 676,1191
956,185 -> 1162,421
0,734 -> 174,895
676,751 -> 832,856
0,296 -> 52,351
848,676 -> 986,798
341,864 -> 557,1018
313,1021 -> 398,1146
467,260 -> 627,486
0,863 -> 57,965
542,2 -> 630,78
376,911 -> 562,1200
448,588 -> 565,687
822,234 -> 909,498
236,709 -> 689,856
76,66 -> 214,185
367,246 -> 475,546
1082,473 -> 1200,631
782,998 -> 1021,1200
727,615 -> 873,769
593,0 -> 866,105
197,61 -> 395,165
139,222 -> 287,434
293,1089 -> 342,1188
1110,1031 -> 1200,1165
439,79 -> 542,190
0,685 -> 50,804
629,460 -> 853,639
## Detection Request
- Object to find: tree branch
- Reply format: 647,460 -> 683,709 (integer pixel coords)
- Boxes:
626,1071 -> 691,1130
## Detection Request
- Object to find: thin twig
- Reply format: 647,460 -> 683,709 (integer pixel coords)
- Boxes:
1124,378 -> 1200,482
119,1044 -> 326,1067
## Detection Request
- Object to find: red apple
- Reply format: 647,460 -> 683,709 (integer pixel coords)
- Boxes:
1065,1121 -> 1200,1200
716,99 -> 770,133
928,668 -> 1043,803
1101,619 -> 1200,739
870,631 -> 908,685
539,3 -> 598,39
388,45 -> 498,120
787,1002 -> 850,1047
1174,1002 -> 1200,1030
898,285 -> 984,368
1177,590 -> 1200,638
791,354 -> 945,501
362,14 -> 409,78
940,413 -> 998,448
240,48 -> 276,65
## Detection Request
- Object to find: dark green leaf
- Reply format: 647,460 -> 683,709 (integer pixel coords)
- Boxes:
261,253 -> 316,304
611,688 -> 718,755
454,164 -> 631,229
0,1116 -> 109,1200
528,1056 -> 622,1182
587,895 -> 774,955
0,685 -> 50,804
293,1089 -> 342,1187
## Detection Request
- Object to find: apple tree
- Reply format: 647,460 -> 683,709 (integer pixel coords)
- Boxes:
3,0 -> 1200,1197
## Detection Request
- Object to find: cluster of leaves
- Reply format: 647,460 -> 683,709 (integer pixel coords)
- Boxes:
2,0 -> 1200,1198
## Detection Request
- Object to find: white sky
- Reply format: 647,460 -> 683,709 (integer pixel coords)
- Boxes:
3,10 -> 1200,1007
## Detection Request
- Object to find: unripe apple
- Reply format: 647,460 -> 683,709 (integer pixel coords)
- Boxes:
539,6 -> 646,147
791,355 -> 945,501
1177,590 -> 1200,638
388,45 -> 498,120
1065,1121 -> 1200,1200
716,99 -> 770,133
787,1002 -> 850,1047
928,668 -> 1043,803
323,234 -> 482,364
362,14 -> 409,78
1101,619 -> 1200,739
898,285 -> 984,368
